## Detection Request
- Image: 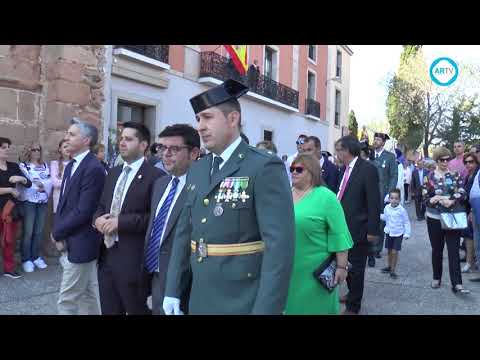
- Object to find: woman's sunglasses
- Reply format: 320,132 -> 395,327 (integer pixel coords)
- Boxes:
438,157 -> 450,163
290,166 -> 305,174
31,148 -> 41,152
465,160 -> 476,165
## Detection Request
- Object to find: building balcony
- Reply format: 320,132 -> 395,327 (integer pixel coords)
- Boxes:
305,98 -> 321,119
199,51 -> 299,110
115,45 -> 169,64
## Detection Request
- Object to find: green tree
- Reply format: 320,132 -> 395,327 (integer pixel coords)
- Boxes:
387,45 -> 427,153
348,110 -> 359,139
436,95 -> 480,150
386,45 -> 466,157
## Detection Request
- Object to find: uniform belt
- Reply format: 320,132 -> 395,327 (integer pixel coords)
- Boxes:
191,240 -> 264,256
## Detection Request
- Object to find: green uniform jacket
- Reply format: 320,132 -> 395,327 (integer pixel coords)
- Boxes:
373,150 -> 398,203
164,140 -> 295,315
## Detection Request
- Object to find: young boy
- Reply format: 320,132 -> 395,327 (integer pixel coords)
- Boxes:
380,188 -> 411,279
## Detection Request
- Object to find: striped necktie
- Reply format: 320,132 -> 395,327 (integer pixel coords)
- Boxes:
104,166 -> 131,248
145,177 -> 180,273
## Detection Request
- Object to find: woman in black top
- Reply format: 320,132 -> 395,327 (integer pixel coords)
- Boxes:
0,137 -> 32,278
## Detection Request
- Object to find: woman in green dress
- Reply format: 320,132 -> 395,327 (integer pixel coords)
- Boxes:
285,154 -> 353,315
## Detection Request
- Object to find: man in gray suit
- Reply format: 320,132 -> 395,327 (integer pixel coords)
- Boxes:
369,132 -> 398,267
143,124 -> 200,314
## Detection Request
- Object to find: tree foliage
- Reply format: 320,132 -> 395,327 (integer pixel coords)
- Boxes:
348,110 -> 359,139
386,45 -> 480,157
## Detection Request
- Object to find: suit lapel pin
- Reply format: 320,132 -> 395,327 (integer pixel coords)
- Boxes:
239,153 -> 244,159
138,174 -> 143,179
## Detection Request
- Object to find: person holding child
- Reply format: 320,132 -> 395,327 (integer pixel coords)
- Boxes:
380,188 -> 411,279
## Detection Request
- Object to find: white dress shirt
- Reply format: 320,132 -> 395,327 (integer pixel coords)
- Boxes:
418,169 -> 424,186
70,149 -> 90,178
153,174 -> 187,271
319,156 -> 325,169
111,157 -> 145,212
62,149 -> 90,196
110,157 -> 145,243
212,136 -> 242,171
374,149 -> 384,159
337,156 -> 359,199
381,204 -> 411,238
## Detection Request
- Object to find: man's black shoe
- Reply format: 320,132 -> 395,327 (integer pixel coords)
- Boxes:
469,277 -> 480,282
460,256 -> 467,263
381,267 -> 391,273
375,253 -> 382,259
368,256 -> 375,267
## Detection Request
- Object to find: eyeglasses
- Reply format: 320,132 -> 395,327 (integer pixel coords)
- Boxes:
465,160 -> 476,164
31,148 -> 41,152
438,158 -> 450,163
296,139 -> 306,145
157,145 -> 190,155
289,166 -> 305,174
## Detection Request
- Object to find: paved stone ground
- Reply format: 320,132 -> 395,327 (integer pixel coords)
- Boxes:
340,201 -> 480,315
1,201 -> 479,315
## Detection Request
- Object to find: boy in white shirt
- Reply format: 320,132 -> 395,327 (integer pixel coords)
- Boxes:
380,188 -> 411,279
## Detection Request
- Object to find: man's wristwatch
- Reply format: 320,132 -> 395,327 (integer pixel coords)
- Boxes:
337,265 -> 349,271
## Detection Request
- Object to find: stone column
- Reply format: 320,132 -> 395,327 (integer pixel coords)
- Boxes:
40,45 -> 107,257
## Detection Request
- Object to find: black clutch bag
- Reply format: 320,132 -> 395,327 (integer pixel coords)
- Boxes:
312,254 -> 351,293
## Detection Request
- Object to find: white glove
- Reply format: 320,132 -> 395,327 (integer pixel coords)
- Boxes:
163,296 -> 183,315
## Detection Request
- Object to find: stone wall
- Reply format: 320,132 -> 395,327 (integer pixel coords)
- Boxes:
0,45 -> 107,259
0,45 -> 107,162
0,45 -> 42,161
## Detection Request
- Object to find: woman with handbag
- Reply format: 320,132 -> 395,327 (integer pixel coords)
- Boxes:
18,143 -> 53,273
422,146 -> 470,294
0,137 -> 32,279
284,154 -> 353,315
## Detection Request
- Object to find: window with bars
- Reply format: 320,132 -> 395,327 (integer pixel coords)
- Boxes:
308,45 -> 316,62
264,46 -> 275,80
335,90 -> 341,126
336,50 -> 342,78
264,129 -> 273,141
307,71 -> 316,100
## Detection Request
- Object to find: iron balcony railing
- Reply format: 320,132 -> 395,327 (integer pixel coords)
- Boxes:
305,98 -> 321,118
199,51 -> 299,109
115,45 -> 169,64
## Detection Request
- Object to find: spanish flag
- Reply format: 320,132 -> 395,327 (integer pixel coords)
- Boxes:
224,45 -> 248,75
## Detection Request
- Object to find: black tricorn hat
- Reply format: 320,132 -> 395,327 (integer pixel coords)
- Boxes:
190,79 -> 249,114
374,132 -> 390,141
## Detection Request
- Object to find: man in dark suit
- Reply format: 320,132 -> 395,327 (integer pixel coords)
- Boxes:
302,136 -> 339,193
369,132 -> 398,267
335,135 -> 381,315
93,122 -> 165,315
53,118 -> 106,315
143,124 -> 200,315
410,159 -> 429,221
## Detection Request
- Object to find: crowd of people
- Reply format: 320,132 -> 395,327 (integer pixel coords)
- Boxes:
1,78 -> 480,315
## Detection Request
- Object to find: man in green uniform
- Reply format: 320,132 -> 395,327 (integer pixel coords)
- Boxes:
163,79 -> 295,315
369,132 -> 398,267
